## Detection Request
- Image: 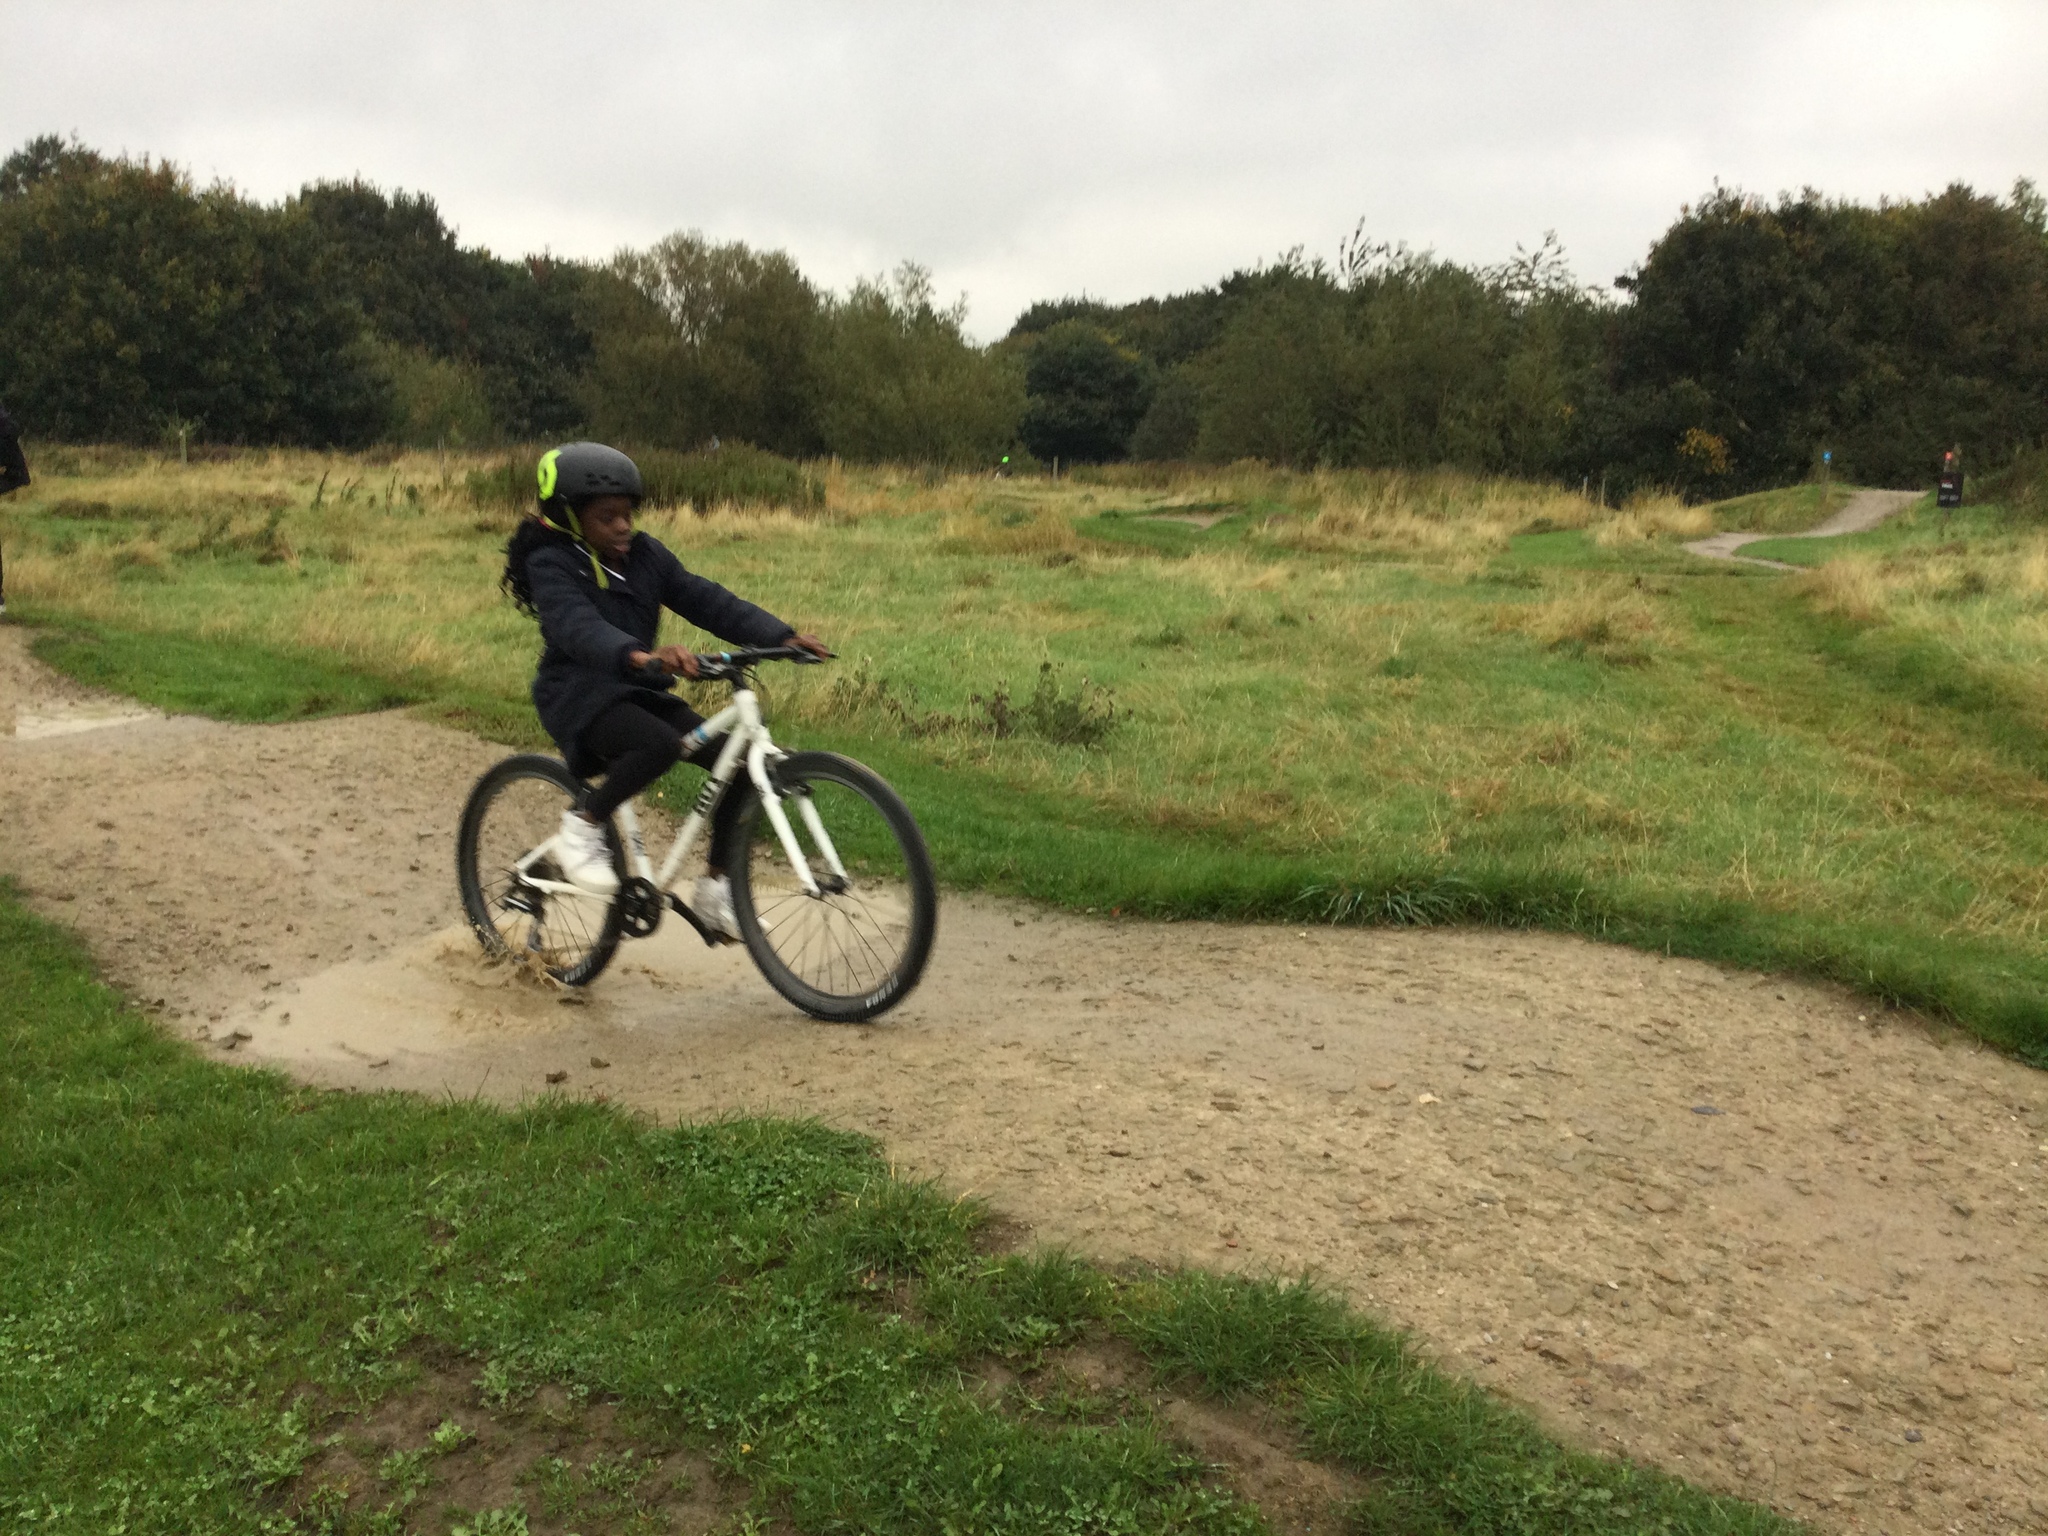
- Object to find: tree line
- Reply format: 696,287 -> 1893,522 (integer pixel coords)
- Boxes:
1008,185 -> 2048,496
2,134 -> 2043,495
0,136 -> 1017,466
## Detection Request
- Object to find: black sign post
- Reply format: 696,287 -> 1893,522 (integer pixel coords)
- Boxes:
1937,448 -> 1964,522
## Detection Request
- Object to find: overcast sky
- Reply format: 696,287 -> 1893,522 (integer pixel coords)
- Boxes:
8,2 -> 2046,339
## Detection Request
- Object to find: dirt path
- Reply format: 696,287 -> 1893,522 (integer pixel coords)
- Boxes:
3,626 -> 2045,1534
1684,488 -> 1921,568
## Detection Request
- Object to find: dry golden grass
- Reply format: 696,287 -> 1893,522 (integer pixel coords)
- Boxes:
1495,576 -> 1666,665
636,503 -> 819,551
937,502 -> 1083,557
1252,469 -> 1596,562
1588,491 -> 1715,547
1794,546 -> 2024,625
1794,557 -> 1899,625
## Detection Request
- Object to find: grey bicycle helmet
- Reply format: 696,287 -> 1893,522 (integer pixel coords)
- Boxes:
537,441 -> 643,513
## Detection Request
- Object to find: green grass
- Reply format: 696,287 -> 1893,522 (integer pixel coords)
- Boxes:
30,622 -> 424,722
0,884 -> 1797,1535
23,619 -> 549,746
8,452 -> 2048,1069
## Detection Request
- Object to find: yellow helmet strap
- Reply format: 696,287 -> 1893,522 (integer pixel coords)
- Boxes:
534,449 -> 608,590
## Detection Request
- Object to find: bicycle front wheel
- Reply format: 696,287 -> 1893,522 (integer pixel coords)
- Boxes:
456,754 -> 624,987
730,751 -> 936,1022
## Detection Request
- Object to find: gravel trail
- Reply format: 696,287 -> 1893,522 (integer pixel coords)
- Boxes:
1683,488 -> 1921,568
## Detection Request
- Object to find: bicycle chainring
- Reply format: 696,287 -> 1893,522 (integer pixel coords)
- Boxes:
618,876 -> 664,938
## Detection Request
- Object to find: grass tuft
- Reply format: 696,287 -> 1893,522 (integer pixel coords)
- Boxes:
1117,1271 -> 1376,1396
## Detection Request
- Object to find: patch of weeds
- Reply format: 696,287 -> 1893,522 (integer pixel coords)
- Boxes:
523,1449 -> 665,1527
976,661 -> 1128,747
824,660 -> 960,740
448,1507 -> 529,1536
826,658 -> 1129,747
523,1454 -> 578,1517
377,1447 -> 431,1498
477,1355 -> 531,1409
430,1417 -> 474,1454
1377,653 -> 1420,678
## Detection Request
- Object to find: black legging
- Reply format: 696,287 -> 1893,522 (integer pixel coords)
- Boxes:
576,694 -> 713,821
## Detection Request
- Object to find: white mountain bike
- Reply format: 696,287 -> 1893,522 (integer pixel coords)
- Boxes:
456,646 -> 936,1022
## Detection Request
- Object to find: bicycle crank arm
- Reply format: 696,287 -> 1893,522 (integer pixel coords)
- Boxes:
665,891 -> 736,947
517,877 -> 616,903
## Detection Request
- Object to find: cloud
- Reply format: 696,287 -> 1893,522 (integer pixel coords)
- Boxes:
7,1 -> 2044,337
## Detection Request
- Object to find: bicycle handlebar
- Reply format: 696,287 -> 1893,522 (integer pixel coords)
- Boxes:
631,644 -> 832,687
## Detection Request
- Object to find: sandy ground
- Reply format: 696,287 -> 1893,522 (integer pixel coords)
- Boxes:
1685,488 -> 1921,567
4,624 -> 2046,1534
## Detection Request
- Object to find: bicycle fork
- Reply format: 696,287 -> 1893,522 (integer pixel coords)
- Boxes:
747,742 -> 847,897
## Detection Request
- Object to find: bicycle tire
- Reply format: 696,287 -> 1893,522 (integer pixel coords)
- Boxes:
729,751 -> 936,1021
456,753 -> 625,987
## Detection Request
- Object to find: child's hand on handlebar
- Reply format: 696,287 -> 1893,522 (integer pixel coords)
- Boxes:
627,646 -> 702,679
790,633 -> 832,661
654,644 -> 702,678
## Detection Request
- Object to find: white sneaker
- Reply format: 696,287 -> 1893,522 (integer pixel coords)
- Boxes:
692,874 -> 738,938
554,810 -> 619,895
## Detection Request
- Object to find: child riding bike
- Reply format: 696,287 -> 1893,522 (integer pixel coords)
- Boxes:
500,441 -> 829,927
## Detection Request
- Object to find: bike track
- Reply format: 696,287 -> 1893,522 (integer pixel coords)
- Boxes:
2,624 -> 2045,1534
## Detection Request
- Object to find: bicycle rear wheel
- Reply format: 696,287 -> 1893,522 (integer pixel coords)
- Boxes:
730,751 -> 936,1021
456,754 -> 624,987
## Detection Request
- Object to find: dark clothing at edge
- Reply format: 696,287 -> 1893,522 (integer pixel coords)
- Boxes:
0,405 -> 27,496
0,403 -> 28,613
525,529 -> 793,757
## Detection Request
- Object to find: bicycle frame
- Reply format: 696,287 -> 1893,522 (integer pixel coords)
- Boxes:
512,676 -> 849,905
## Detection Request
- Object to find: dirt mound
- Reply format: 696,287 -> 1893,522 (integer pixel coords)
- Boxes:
3,625 -> 2045,1534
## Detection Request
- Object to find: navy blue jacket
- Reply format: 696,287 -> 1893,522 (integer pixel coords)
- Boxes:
526,532 -> 793,751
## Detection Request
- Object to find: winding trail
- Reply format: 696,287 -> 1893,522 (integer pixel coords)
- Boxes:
1684,488 -> 1921,569
2,625 -> 2045,1534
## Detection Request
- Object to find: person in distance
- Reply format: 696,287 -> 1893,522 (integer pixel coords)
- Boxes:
500,442 -> 827,925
